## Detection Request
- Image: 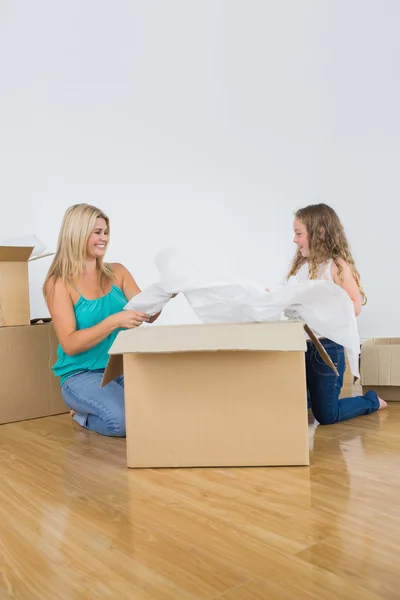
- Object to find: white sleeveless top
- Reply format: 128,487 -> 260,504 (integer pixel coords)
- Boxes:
292,259 -> 334,340
294,259 -> 333,283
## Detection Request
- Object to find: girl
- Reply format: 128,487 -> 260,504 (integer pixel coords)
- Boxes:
289,203 -> 386,425
43,203 -> 160,437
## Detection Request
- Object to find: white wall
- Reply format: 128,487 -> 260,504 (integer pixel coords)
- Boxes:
1,0 -> 399,337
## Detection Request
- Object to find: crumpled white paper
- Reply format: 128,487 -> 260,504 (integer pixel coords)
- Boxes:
125,247 -> 360,377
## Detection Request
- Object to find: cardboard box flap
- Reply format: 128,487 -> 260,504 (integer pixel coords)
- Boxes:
303,324 -> 339,377
365,338 -> 400,346
360,338 -> 400,386
103,354 -> 124,387
0,246 -> 34,262
28,251 -> 55,262
108,321 -> 308,356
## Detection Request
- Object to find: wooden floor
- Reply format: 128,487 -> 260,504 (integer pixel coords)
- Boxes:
0,385 -> 399,600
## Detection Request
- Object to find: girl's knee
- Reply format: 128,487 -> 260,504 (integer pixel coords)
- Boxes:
312,406 -> 339,425
315,414 -> 338,426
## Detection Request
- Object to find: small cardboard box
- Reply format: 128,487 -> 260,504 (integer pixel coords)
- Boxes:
360,338 -> 400,401
0,321 -> 68,425
0,244 -> 54,327
102,321 -> 314,469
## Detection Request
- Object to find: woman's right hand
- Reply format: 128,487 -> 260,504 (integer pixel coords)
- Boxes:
111,310 -> 150,330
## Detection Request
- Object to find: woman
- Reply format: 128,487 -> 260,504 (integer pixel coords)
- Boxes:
43,203 -> 160,437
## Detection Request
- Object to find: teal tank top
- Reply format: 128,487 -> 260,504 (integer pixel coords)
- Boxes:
52,284 -> 128,386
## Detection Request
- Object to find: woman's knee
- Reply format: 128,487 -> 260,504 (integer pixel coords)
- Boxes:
77,405 -> 126,437
104,425 -> 126,437
62,374 -> 126,436
100,384 -> 126,436
103,409 -> 126,436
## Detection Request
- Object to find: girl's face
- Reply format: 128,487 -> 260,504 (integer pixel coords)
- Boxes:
86,217 -> 109,259
293,218 -> 309,257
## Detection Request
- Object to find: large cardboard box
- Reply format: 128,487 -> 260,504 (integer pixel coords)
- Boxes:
0,321 -> 68,425
360,338 -> 400,401
103,321 -> 312,469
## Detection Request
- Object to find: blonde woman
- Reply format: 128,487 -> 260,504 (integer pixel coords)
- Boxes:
43,203 -> 159,437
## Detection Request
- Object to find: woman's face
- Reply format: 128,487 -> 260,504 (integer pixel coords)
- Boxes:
86,217 -> 109,259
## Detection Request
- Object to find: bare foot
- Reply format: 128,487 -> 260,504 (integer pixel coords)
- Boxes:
378,397 -> 388,410
70,410 -> 76,418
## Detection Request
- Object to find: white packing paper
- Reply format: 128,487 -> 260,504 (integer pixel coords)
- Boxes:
125,247 -> 361,378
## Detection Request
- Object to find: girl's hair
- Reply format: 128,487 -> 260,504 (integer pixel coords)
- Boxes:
43,203 -> 114,300
288,203 -> 367,305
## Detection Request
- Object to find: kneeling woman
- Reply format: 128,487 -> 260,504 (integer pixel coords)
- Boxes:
43,203 -> 159,437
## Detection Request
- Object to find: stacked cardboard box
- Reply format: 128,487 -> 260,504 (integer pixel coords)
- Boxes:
360,338 -> 400,401
0,246 -> 67,425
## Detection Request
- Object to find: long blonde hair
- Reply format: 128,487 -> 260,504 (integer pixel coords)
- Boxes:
288,203 -> 367,305
43,203 -> 114,300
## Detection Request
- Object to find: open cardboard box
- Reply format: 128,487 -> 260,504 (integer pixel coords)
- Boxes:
360,338 -> 400,401
0,245 -> 54,327
101,320 -> 337,469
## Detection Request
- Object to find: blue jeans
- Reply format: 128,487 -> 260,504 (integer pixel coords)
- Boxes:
61,369 -> 126,437
306,338 -> 379,425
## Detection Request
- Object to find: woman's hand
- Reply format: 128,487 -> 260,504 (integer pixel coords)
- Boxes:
111,310 -> 150,329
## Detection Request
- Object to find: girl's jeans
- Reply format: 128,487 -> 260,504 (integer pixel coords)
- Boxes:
306,338 -> 379,425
